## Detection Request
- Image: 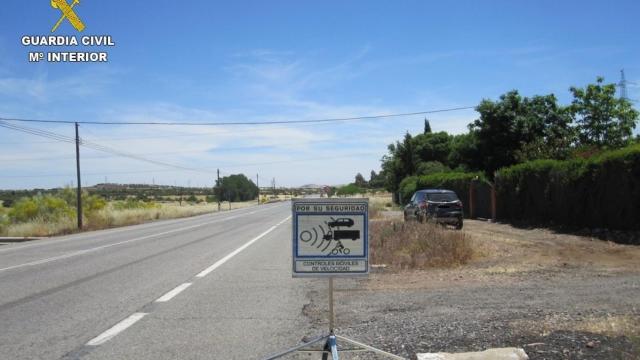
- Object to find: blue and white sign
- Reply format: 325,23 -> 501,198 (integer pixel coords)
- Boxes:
292,198 -> 369,277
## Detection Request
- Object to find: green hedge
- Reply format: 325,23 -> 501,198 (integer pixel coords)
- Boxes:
399,172 -> 487,216
336,184 -> 364,196
495,144 -> 640,233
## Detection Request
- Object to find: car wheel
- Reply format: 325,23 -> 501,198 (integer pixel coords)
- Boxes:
455,218 -> 463,230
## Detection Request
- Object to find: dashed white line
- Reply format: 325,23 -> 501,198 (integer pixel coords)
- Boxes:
0,203 -> 283,255
83,213 -> 291,347
0,210 -> 290,272
196,226 -> 276,278
155,283 -> 192,302
277,215 -> 292,226
195,215 -> 290,278
0,220 -> 217,273
86,313 -> 148,346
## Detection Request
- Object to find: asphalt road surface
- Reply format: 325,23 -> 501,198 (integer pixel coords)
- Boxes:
0,202 -> 319,360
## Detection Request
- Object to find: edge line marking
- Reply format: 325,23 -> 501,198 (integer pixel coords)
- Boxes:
0,207 -> 285,272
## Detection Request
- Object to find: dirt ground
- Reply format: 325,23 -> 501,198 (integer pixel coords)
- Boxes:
300,218 -> 640,359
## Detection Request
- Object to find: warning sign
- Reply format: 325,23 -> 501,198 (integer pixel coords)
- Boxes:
292,198 -> 368,277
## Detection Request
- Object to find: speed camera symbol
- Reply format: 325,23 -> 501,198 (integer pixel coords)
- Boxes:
299,225 -> 333,253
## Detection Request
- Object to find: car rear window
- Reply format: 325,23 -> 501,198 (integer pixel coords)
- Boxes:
414,192 -> 427,202
426,193 -> 459,202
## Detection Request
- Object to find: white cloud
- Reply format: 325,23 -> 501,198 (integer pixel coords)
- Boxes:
0,48 -> 478,188
0,66 -> 118,102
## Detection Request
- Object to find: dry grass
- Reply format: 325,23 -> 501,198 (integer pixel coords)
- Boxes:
366,193 -> 397,219
4,201 -> 255,237
512,314 -> 640,339
370,219 -> 475,270
6,217 -> 77,237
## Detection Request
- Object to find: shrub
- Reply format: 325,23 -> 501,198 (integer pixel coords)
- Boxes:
112,199 -> 158,210
398,176 -> 418,204
495,143 -> 640,234
336,184 -> 364,196
83,193 -> 107,213
54,187 -> 106,215
0,209 -> 8,236
370,219 -> 474,269
205,195 -> 217,203
8,195 -> 75,223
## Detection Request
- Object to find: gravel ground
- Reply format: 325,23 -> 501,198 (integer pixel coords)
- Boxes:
295,219 -> 640,359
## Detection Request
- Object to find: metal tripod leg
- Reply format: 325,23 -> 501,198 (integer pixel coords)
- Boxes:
321,333 -> 339,360
321,336 -> 330,360
261,277 -> 407,359
262,335 -> 329,360
335,335 -> 406,359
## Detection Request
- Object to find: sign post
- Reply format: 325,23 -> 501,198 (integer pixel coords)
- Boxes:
263,198 -> 405,360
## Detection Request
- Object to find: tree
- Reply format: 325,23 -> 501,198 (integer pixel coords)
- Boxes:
412,131 -> 453,165
369,170 -> 385,188
380,133 -> 418,201
424,118 -> 432,134
516,94 -> 575,161
354,173 -> 367,188
416,161 -> 451,175
448,132 -> 481,171
397,132 -> 418,176
569,77 -> 639,148
471,91 -> 574,176
471,91 -> 531,176
215,174 -> 258,202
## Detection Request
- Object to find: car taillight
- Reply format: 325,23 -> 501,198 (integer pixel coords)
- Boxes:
454,200 -> 462,208
419,201 -> 427,209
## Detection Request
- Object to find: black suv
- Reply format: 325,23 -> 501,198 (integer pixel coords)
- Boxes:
403,189 -> 464,229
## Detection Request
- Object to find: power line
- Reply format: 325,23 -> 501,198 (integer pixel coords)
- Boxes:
0,106 -> 475,126
0,121 -> 218,175
0,138 -> 358,163
0,152 -> 378,178
0,122 -> 330,144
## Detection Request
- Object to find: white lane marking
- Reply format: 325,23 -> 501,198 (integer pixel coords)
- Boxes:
277,215 -> 292,226
0,205 -> 290,272
0,214 -> 251,273
196,215 -> 291,278
86,313 -> 148,346
83,213 -> 290,347
195,226 -> 276,278
155,283 -> 192,302
0,204 -> 278,254
195,215 -> 290,278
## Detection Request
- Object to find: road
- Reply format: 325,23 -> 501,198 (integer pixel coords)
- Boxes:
0,202 -> 318,360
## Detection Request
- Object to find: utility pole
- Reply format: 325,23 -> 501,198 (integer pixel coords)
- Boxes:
75,122 -> 83,229
256,173 -> 260,205
217,169 -> 221,212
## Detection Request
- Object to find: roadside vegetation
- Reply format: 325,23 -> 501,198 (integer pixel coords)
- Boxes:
370,219 -> 474,269
348,76 -> 639,232
0,187 -> 254,237
495,144 -> 640,235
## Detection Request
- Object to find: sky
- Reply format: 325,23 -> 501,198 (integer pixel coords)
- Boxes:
0,0 -> 638,189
